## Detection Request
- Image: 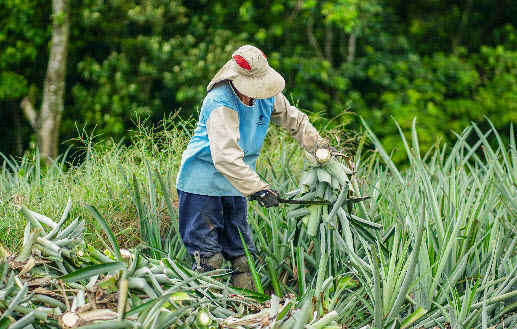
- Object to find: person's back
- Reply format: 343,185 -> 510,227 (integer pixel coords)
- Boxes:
176,82 -> 274,196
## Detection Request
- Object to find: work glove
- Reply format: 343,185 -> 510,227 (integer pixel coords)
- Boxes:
249,189 -> 280,208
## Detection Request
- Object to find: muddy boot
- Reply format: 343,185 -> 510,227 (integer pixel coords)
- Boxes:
193,251 -> 224,273
231,255 -> 255,291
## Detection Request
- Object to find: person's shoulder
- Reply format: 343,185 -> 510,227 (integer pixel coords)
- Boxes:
204,82 -> 237,108
272,93 -> 286,102
206,82 -> 232,100
199,83 -> 238,119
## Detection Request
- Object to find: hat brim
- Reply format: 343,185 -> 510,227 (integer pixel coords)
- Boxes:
206,60 -> 238,93
232,67 -> 285,99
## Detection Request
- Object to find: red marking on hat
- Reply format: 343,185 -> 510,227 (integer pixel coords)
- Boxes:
233,55 -> 251,70
261,51 -> 266,58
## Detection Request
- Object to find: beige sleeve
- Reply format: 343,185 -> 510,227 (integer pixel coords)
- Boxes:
206,106 -> 270,197
271,93 -> 322,151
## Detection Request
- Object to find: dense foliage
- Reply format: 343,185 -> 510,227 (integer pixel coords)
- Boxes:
0,0 -> 515,162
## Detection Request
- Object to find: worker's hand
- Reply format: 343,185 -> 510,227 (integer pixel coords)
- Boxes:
249,189 -> 280,208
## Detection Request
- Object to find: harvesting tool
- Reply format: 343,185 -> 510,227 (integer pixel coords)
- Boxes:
278,196 -> 371,206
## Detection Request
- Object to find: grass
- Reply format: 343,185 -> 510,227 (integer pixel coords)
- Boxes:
0,116 -> 190,251
1,116 -> 516,328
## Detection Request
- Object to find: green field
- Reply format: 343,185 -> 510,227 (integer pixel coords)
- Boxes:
1,118 -> 516,328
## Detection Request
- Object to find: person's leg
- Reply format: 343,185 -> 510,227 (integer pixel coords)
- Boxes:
177,190 -> 224,272
220,196 -> 256,289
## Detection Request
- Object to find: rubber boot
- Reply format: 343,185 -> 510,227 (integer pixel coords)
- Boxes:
193,251 -> 223,273
231,255 -> 255,291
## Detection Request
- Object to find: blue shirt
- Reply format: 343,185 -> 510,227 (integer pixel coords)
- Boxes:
176,83 -> 275,196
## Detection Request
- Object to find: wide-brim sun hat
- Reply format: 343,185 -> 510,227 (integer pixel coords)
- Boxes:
207,45 -> 285,99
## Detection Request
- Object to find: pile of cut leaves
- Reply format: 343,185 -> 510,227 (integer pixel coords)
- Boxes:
0,199 -> 343,329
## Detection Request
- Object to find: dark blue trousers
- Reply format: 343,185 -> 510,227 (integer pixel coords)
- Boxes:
177,190 -> 256,260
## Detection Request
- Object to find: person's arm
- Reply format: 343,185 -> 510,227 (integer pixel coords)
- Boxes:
271,93 -> 322,151
206,106 -> 270,197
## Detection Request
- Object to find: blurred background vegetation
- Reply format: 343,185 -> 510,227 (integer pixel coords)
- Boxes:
0,0 -> 515,165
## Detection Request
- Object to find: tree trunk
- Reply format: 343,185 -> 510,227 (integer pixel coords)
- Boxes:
452,0 -> 473,54
13,101 -> 23,156
325,25 -> 333,67
20,0 -> 70,161
347,32 -> 357,62
307,17 -> 324,59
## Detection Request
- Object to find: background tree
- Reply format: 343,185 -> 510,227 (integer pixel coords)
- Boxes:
20,0 -> 70,161
0,0 -> 514,164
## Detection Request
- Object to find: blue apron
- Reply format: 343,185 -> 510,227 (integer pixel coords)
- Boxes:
176,82 -> 275,196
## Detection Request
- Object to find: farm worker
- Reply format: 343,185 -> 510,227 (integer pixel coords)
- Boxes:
176,45 -> 336,289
